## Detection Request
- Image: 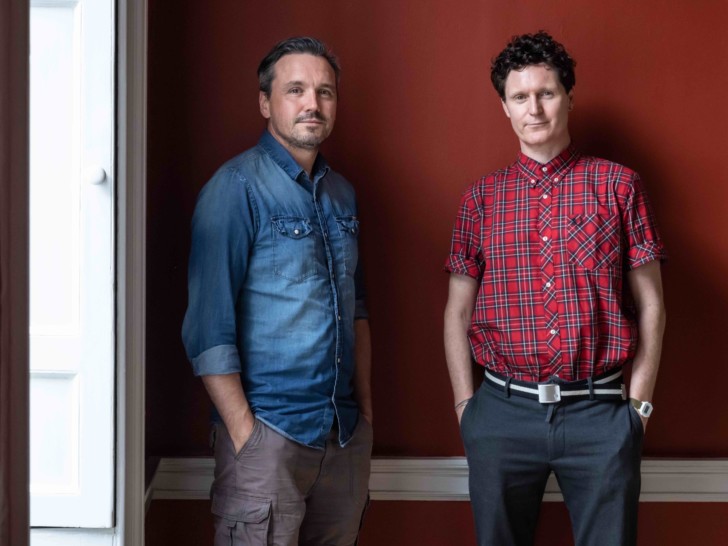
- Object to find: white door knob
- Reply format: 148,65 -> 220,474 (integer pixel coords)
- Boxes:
84,166 -> 107,185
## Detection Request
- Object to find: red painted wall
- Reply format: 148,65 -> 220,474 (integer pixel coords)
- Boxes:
146,0 -> 728,542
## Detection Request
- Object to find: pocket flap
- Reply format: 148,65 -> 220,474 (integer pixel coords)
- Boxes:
336,216 -> 359,236
211,491 -> 271,524
272,217 -> 312,239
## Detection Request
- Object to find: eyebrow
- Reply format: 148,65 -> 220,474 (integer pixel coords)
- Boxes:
507,86 -> 557,98
282,80 -> 336,90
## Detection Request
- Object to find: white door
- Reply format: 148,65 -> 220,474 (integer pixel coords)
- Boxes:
29,0 -> 115,528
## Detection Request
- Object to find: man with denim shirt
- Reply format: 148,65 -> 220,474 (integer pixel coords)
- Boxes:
444,32 -> 666,545
182,37 -> 372,546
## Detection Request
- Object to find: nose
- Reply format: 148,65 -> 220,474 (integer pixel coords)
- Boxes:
303,89 -> 319,112
528,95 -> 542,115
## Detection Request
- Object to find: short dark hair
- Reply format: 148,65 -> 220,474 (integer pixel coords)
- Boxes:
257,36 -> 341,96
490,31 -> 576,100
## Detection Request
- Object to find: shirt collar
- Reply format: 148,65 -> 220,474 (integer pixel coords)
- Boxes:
516,144 -> 580,183
258,130 -> 330,183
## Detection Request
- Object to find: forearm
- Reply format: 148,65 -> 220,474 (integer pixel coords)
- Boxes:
627,260 -> 666,402
444,309 -> 475,405
444,274 -> 478,420
629,300 -> 666,401
353,319 -> 373,423
201,373 -> 255,451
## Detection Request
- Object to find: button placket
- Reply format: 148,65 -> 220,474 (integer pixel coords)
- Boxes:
537,173 -> 562,358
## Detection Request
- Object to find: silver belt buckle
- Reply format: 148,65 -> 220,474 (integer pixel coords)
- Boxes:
538,383 -> 561,403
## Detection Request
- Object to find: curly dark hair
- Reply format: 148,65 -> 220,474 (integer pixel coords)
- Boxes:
258,36 -> 340,97
490,31 -> 576,100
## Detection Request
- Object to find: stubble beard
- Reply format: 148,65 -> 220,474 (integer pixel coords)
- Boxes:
284,113 -> 331,150
284,127 -> 327,150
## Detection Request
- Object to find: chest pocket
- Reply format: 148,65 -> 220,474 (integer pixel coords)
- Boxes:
567,213 -> 621,270
271,216 -> 320,282
334,216 -> 359,276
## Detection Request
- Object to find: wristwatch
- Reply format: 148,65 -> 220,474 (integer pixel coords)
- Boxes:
630,398 -> 654,418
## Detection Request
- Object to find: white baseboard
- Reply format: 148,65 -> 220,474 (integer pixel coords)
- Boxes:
31,528 -> 116,546
150,457 -> 728,503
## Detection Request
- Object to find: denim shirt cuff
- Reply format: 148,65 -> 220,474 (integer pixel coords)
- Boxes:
191,344 -> 242,376
354,298 -> 369,320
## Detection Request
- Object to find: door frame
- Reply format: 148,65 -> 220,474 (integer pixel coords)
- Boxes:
3,0 -> 148,543
0,0 -> 30,544
117,0 -> 148,543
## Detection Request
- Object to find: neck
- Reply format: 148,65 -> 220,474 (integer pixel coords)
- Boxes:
521,137 -> 571,165
268,130 -> 319,178
288,148 -> 318,179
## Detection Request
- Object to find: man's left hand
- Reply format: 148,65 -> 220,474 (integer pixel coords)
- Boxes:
640,415 -> 648,433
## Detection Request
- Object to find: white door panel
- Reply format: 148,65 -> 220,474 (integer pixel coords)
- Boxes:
30,0 -> 114,528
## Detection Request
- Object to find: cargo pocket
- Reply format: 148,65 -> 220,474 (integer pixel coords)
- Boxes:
212,491 -> 272,545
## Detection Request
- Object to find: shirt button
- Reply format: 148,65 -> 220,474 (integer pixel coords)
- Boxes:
545,281 -> 552,288
554,177 -> 559,182
337,357 -> 341,363
530,179 -> 536,185
542,166 -> 548,172
542,194 -> 549,200
542,236 -> 549,242
550,329 -> 557,335
337,315 -> 341,321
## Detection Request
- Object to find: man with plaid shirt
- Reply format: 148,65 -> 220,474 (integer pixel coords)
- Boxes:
444,32 -> 666,546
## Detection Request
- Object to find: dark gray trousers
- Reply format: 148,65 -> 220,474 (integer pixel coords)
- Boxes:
460,381 -> 644,546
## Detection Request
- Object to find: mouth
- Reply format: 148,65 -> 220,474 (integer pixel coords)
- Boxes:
296,116 -> 326,125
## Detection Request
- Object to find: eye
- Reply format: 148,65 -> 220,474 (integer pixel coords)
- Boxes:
318,88 -> 335,98
540,91 -> 554,98
513,94 -> 527,102
288,87 -> 302,95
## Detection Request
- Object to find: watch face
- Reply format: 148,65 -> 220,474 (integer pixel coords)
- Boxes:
631,398 -> 653,418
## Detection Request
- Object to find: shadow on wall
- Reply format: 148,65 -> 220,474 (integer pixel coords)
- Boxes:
573,109 -> 728,456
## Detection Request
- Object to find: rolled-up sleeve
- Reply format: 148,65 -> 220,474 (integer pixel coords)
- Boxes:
353,259 -> 368,320
619,173 -> 668,270
181,167 -> 257,376
444,183 -> 485,279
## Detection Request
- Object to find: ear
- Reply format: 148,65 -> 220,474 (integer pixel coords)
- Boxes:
259,91 -> 271,119
501,99 -> 511,119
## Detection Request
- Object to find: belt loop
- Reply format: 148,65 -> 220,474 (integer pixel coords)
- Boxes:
587,376 -> 595,400
504,377 -> 512,398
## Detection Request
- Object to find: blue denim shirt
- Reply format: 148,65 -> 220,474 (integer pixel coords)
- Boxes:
182,131 -> 367,449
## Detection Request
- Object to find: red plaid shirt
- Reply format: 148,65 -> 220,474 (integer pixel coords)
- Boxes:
445,145 -> 666,382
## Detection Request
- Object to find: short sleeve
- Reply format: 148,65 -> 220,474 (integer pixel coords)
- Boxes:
619,173 -> 668,269
444,182 -> 486,279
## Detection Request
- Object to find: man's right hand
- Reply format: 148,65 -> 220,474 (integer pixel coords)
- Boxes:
230,411 -> 256,454
201,373 -> 256,455
455,400 -> 469,424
